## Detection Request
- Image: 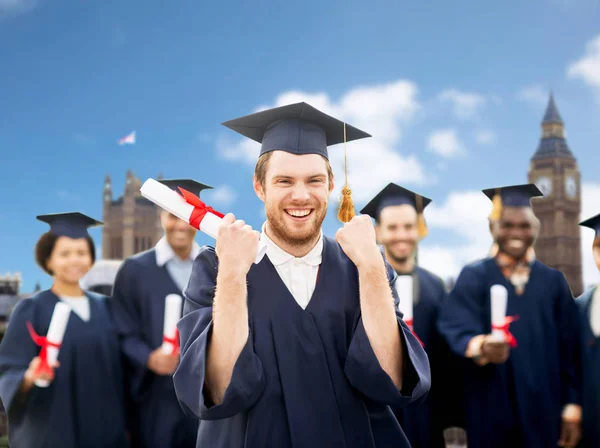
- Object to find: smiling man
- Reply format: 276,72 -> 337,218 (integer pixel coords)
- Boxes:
438,183 -> 582,448
173,102 -> 430,448
361,183 -> 463,448
111,179 -> 209,448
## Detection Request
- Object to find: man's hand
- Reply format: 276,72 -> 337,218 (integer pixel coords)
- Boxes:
216,213 -> 260,276
335,215 -> 381,270
558,419 -> 581,448
147,348 -> 179,376
481,336 -> 510,364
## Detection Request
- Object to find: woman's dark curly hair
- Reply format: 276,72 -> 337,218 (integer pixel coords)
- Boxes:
35,232 -> 96,276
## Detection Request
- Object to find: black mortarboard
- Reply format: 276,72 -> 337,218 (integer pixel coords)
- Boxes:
158,179 -> 213,197
361,183 -> 432,238
482,183 -> 543,220
221,102 -> 371,160
361,183 -> 432,218
37,212 -> 102,239
580,213 -> 600,238
223,102 -> 372,223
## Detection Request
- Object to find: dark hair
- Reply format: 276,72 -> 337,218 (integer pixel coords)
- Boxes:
35,232 -> 96,276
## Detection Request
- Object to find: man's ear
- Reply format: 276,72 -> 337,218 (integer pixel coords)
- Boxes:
374,222 -> 381,244
488,219 -> 498,237
253,175 -> 265,202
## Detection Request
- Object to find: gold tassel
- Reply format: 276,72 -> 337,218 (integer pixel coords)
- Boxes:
338,185 -> 356,223
416,195 -> 428,239
337,122 -> 356,223
489,190 -> 503,221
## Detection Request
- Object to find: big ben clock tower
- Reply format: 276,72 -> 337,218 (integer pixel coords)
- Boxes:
528,93 -> 583,296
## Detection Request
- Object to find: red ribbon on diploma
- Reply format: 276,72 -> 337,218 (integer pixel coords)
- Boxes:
405,319 -> 425,348
163,328 -> 180,356
177,187 -> 224,229
491,315 -> 519,348
26,322 -> 61,376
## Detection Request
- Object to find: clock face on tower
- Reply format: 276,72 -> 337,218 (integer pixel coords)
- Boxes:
535,176 -> 552,196
565,176 -> 577,198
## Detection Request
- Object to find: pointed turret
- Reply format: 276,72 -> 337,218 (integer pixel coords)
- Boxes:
541,92 -> 563,125
532,93 -> 573,160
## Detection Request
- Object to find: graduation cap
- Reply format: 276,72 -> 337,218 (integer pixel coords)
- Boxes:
37,212 -> 102,239
580,213 -> 600,238
158,179 -> 213,197
482,183 -> 543,220
360,183 -> 432,238
222,102 -> 371,222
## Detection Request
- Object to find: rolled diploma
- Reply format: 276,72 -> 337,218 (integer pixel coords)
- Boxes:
394,276 -> 414,327
162,294 -> 182,355
140,178 -> 267,264
36,302 -> 71,388
490,284 -> 508,342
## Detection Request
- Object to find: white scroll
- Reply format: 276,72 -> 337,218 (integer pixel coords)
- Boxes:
490,284 -> 508,342
162,294 -> 182,355
140,178 -> 267,264
395,275 -> 414,325
36,302 -> 71,388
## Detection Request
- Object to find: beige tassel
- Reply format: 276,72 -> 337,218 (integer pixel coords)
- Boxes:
415,195 -> 428,239
337,122 -> 356,223
489,190 -> 503,221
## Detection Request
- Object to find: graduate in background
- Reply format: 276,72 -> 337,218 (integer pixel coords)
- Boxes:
0,213 -> 128,448
111,179 -> 209,448
174,102 -> 430,447
361,182 -> 464,448
438,184 -> 582,448
575,213 -> 600,448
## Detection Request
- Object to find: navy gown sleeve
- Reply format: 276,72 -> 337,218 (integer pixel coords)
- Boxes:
0,299 -> 40,418
343,257 -> 431,408
556,272 -> 582,407
437,265 -> 486,358
173,246 -> 266,420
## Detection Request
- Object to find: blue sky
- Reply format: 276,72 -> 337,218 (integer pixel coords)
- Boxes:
2,0 -> 600,293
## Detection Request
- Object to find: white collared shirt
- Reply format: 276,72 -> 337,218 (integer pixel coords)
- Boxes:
155,237 -> 201,292
260,223 -> 323,310
60,295 -> 90,322
591,285 -> 600,337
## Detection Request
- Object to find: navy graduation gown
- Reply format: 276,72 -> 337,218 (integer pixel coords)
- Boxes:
111,248 -> 199,448
174,236 -> 431,448
437,258 -> 581,448
393,267 -> 465,448
0,289 -> 128,448
576,286 -> 600,448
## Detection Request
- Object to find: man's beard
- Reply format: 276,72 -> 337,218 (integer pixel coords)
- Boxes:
385,243 -> 416,265
266,203 -> 327,249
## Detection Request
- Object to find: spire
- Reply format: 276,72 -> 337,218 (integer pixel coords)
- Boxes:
532,92 -> 573,160
542,92 -> 563,125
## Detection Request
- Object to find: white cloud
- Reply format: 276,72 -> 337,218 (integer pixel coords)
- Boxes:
581,183 -> 600,288
427,129 -> 466,158
419,190 -> 493,281
517,84 -> 548,106
205,185 -> 237,207
217,80 -> 430,202
475,130 -> 497,145
438,89 -> 487,120
0,0 -> 37,17
568,34 -> 600,100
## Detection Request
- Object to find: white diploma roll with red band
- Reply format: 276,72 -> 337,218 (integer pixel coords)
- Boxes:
162,294 -> 182,355
490,284 -> 508,342
35,302 -> 71,388
140,178 -> 267,264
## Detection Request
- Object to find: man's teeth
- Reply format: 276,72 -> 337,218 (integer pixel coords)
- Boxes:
287,210 -> 310,217
508,240 -> 524,248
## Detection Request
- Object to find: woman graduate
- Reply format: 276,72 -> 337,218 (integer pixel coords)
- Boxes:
576,213 -> 600,448
0,212 -> 128,448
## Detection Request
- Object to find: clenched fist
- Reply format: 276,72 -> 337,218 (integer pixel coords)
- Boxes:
335,215 -> 381,269
215,213 -> 260,275
481,336 -> 511,364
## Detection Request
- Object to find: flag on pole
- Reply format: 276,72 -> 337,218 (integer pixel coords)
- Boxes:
118,131 -> 136,145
